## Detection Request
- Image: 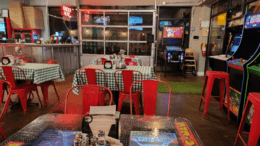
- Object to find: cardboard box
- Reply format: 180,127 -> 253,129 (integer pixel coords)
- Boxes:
23,7 -> 44,29
8,2 -> 27,28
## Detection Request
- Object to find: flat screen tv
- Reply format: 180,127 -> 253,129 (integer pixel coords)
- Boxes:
163,27 -> 183,38
94,16 -> 110,25
129,27 -> 143,31
129,16 -> 143,25
159,21 -> 173,29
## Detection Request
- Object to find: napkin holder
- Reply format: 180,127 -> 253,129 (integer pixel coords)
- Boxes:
1,57 -> 11,65
104,60 -> 113,69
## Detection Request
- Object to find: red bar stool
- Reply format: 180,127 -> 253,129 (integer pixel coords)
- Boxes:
234,93 -> 260,146
199,71 -> 230,120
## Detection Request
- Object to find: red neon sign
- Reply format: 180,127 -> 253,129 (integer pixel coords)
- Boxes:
61,5 -> 72,17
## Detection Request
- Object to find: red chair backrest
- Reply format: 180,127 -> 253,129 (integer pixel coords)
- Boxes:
41,59 -> 59,64
128,62 -> 142,66
0,66 -> 29,88
114,70 -> 142,93
125,58 -> 132,65
78,68 -> 107,86
130,80 -> 172,117
129,55 -> 136,58
64,85 -> 113,114
96,58 -> 107,65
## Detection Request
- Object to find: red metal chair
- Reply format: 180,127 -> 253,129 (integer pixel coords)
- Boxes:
0,80 -> 12,140
199,71 -> 230,120
234,93 -> 260,146
0,66 -> 43,115
114,70 -> 143,114
96,58 -> 107,65
78,68 -> 108,106
64,85 -> 113,114
41,59 -> 59,64
130,80 -> 172,117
39,59 -> 60,106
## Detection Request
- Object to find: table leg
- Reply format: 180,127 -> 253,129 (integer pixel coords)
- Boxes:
31,47 -> 33,59
112,91 -> 119,110
164,60 -> 167,78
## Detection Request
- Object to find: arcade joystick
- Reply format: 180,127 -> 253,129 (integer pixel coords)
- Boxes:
232,57 -> 235,61
240,58 -> 244,63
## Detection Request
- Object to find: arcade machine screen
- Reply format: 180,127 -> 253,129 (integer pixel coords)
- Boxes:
129,131 -> 179,146
163,27 -> 183,39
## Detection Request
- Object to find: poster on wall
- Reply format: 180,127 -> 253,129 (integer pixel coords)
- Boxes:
211,28 -> 218,37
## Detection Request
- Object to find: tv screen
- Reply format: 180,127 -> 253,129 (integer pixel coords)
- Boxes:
129,16 -> 143,25
163,27 -> 183,38
129,27 -> 143,31
160,21 -> 172,29
0,18 -> 6,34
94,16 -> 110,25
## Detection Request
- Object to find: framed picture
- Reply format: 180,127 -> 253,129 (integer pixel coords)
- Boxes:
1,9 -> 9,17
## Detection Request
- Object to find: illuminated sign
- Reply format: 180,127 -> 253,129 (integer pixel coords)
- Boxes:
174,122 -> 200,146
61,5 -> 72,17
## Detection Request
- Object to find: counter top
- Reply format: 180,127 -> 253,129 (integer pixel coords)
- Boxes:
0,43 -> 80,47
209,55 -> 230,61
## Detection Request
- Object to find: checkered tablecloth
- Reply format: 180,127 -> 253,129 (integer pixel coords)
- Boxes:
90,58 -> 143,66
72,65 -> 156,94
0,63 -> 65,84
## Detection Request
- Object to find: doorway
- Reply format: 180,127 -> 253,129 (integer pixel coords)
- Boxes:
155,7 -> 191,72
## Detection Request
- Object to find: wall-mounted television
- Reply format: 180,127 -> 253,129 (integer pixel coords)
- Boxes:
129,27 -> 143,31
129,16 -> 143,25
159,21 -> 173,29
94,16 -> 110,25
163,27 -> 183,38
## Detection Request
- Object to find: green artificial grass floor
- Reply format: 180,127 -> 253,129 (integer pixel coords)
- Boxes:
158,81 -> 204,94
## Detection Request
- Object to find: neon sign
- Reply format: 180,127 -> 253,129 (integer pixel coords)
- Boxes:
61,5 -> 72,17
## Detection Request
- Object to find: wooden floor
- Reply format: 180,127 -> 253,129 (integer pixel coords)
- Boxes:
0,72 -> 246,146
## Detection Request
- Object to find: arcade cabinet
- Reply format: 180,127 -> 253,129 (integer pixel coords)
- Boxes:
162,26 -> 185,78
208,32 -> 242,96
226,13 -> 260,123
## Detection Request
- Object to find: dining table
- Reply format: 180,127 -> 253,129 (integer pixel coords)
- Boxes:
0,113 -> 204,146
72,65 -> 156,94
0,63 -> 65,84
90,57 -> 143,66
0,63 -> 65,106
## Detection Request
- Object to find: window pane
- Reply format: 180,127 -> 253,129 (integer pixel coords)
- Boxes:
129,28 -> 152,41
246,1 -> 260,13
105,12 -> 128,25
209,14 -> 226,55
82,27 -> 104,40
129,12 -> 153,26
231,0 -> 242,7
129,43 -> 151,55
81,11 -> 103,25
82,41 -> 104,54
105,28 -> 128,40
105,42 -> 127,54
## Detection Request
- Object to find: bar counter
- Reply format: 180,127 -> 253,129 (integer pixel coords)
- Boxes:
0,43 -> 81,76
